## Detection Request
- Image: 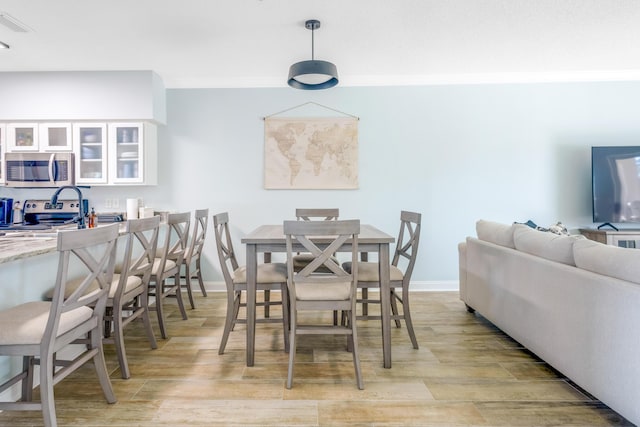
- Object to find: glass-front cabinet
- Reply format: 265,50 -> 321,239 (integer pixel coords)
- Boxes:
74,123 -> 108,184
7,123 -> 39,151
40,123 -> 73,151
108,122 -> 156,185
0,124 -> 5,184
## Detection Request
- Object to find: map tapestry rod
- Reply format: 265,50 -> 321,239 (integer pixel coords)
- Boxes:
262,101 -> 359,121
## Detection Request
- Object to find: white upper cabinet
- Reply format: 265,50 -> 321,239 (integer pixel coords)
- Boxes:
74,123 -> 108,185
7,123 -> 39,151
0,124 -> 5,184
107,122 -> 157,185
40,123 -> 73,151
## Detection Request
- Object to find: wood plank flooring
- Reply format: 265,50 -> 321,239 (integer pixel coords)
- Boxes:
0,291 -> 634,426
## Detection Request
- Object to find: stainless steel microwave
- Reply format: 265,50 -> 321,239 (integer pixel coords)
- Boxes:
4,152 -> 75,188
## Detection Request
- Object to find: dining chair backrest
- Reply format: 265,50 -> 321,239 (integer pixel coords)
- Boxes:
47,223 -> 120,350
158,212 -> 191,272
392,210 -> 422,283
116,215 -> 161,300
212,212 -> 238,289
284,219 -> 359,291
186,208 -> 209,264
295,208 -> 340,221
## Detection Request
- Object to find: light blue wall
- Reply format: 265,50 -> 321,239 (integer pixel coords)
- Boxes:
6,81 -> 640,288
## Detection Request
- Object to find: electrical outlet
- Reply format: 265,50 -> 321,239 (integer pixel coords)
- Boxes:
105,198 -> 112,209
112,199 -> 120,209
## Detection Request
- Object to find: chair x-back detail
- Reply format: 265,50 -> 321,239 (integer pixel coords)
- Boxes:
0,224 -> 120,427
213,212 -> 289,355
148,212 -> 190,339
343,210 -> 422,349
284,219 -> 363,389
181,208 -> 209,309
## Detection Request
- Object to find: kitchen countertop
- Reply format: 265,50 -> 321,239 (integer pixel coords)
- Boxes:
0,234 -> 58,264
0,223 -> 129,265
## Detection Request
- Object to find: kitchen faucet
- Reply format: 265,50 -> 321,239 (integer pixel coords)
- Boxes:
50,186 -> 86,229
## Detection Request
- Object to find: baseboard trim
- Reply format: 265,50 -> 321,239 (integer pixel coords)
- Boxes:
200,280 -> 460,292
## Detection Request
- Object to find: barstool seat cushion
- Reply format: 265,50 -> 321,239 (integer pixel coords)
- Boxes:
295,282 -> 352,301
0,302 -> 92,345
152,258 -> 176,275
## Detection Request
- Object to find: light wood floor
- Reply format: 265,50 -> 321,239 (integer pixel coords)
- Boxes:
0,291 -> 633,426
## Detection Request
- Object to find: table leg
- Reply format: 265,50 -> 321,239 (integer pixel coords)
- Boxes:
246,244 -> 257,367
378,243 -> 392,368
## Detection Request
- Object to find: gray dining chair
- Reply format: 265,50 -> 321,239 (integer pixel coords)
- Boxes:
213,212 -> 290,355
104,216 -> 160,378
0,224 -> 120,427
343,210 -> 422,349
180,208 -> 209,309
284,218 -> 363,389
148,212 -> 190,339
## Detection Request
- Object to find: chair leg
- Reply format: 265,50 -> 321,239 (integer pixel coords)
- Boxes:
218,290 -> 239,354
113,304 -> 130,379
281,283 -> 290,352
139,294 -> 158,350
361,288 -> 369,316
286,312 -> 297,389
153,279 -> 168,339
264,289 -> 270,318
390,289 -> 402,328
184,264 -> 196,309
348,309 -> 364,390
195,258 -> 207,297
40,353 -> 57,427
401,285 -> 419,349
173,273 -> 188,320
21,356 -> 34,402
90,328 -> 117,404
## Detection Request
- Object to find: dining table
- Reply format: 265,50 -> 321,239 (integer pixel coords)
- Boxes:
241,223 -> 396,368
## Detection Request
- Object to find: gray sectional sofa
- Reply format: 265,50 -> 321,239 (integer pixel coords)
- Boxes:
458,220 -> 640,426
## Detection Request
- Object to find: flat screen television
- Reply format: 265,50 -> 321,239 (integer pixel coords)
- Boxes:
592,146 -> 640,225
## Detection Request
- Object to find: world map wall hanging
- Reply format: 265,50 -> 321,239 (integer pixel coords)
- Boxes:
263,103 -> 359,190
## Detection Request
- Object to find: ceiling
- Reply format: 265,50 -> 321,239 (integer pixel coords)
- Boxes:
1,0 -> 640,89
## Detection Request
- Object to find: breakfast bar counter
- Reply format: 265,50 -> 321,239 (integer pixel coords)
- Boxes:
0,235 -> 57,265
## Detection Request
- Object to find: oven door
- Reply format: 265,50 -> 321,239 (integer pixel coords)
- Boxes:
4,153 -> 74,188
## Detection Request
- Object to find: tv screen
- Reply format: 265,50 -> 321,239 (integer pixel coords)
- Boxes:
592,146 -> 640,224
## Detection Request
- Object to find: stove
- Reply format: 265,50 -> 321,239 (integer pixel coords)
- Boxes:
22,199 -> 89,227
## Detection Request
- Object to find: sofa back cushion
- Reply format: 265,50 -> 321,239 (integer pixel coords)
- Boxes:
574,238 -> 640,284
476,220 -> 515,248
513,225 -> 584,266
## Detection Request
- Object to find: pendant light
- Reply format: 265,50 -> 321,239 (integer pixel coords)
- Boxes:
288,19 -> 338,90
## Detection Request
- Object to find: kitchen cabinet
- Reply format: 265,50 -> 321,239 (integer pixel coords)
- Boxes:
0,124 -> 5,184
6,123 -> 39,151
74,123 -> 108,184
39,122 -> 73,151
107,122 -> 157,185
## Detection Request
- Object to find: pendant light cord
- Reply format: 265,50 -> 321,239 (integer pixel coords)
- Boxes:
311,27 -> 315,60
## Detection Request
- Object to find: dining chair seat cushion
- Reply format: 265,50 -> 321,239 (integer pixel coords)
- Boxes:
44,274 -> 142,300
107,274 -> 143,298
0,301 -> 92,345
232,263 -> 287,284
294,282 -> 352,301
152,257 -> 177,275
342,261 -> 404,282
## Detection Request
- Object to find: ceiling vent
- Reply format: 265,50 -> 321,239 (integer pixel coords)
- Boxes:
0,13 -> 31,32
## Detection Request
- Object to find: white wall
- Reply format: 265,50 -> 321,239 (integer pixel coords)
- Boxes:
5,80 -> 640,289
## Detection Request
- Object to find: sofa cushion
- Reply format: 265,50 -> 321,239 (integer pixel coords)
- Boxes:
513,225 -> 584,266
574,238 -> 640,285
476,220 -> 515,248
